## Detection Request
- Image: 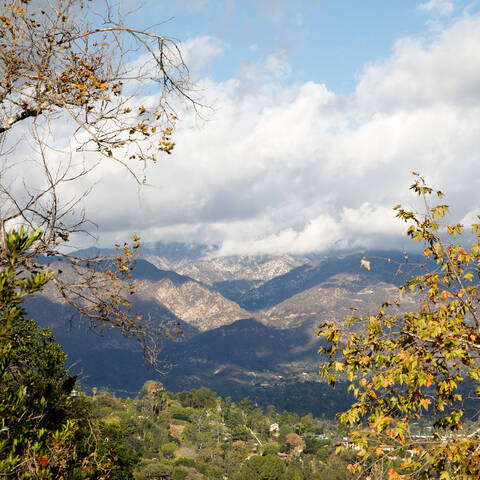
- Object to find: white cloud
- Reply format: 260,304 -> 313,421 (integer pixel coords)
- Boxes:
418,0 -> 455,15
355,16 -> 480,113
218,215 -> 343,255
125,36 -> 225,86
341,204 -> 405,236
179,36 -> 227,79
9,17 -> 480,255
460,209 -> 480,226
76,17 -> 480,254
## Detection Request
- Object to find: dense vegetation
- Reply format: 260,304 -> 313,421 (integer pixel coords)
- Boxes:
0,228 -> 135,477
88,382 -> 356,480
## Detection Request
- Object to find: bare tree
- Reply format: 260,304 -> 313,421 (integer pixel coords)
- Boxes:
0,0 -> 199,361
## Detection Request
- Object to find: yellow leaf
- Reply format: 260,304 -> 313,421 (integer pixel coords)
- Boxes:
360,259 -> 371,271
420,398 -> 431,411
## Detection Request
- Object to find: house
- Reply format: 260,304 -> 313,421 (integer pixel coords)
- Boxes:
269,423 -> 279,433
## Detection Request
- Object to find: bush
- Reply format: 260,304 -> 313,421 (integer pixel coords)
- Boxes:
139,460 -> 173,479
174,457 -> 196,468
161,442 -> 177,459
172,466 -> 188,480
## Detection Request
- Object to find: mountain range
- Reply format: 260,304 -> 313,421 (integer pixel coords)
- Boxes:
28,245 -> 424,414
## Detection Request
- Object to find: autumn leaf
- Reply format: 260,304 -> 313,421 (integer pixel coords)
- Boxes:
441,290 -> 453,301
357,447 -> 367,457
360,259 -> 371,271
420,398 -> 431,411
388,468 -> 401,479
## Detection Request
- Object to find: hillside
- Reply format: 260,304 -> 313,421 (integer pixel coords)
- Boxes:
89,383 -> 355,480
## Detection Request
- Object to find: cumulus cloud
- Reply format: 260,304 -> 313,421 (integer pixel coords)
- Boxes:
12,15 -> 480,255
125,35 -> 226,87
355,16 -> 480,113
82,16 -> 480,253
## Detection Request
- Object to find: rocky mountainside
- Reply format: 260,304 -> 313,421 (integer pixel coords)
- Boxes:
254,275 -> 408,329
136,278 -> 250,331
144,252 -> 308,285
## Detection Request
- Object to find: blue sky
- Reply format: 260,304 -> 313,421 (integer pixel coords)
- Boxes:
143,0 -> 475,92
55,1 -> 480,254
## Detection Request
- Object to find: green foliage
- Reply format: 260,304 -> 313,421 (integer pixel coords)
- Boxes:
234,454 -> 286,480
177,387 -> 217,409
139,460 -> 173,479
170,405 -> 192,422
88,383 -> 349,480
161,442 -> 177,459
263,443 -> 282,456
0,227 -> 138,478
97,421 -> 140,479
171,466 -> 188,480
0,228 -> 77,477
304,438 -> 329,460
319,174 -> 480,479
203,464 -> 223,479
282,458 -> 313,480
173,457 -> 196,468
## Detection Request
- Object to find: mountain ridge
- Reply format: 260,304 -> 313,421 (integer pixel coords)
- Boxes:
28,247 -> 424,411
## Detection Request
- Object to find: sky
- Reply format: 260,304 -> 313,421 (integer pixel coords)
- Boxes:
43,0 -> 480,254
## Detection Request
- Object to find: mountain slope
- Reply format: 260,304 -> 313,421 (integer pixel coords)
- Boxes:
136,277 -> 251,331
238,250 -> 424,311
145,253 -> 306,284
255,273 -> 416,329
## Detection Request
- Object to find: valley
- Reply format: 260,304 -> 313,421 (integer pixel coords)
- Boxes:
29,245 -> 422,416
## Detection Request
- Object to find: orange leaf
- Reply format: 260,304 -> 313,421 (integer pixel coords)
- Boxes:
420,398 -> 431,411
388,468 -> 401,479
441,290 -> 453,301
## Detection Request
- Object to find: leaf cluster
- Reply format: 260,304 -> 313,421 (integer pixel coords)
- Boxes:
319,174 -> 480,479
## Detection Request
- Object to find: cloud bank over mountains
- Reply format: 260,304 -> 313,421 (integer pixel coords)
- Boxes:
71,11 -> 480,254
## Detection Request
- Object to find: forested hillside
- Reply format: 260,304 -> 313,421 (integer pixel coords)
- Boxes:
88,382 -> 356,480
